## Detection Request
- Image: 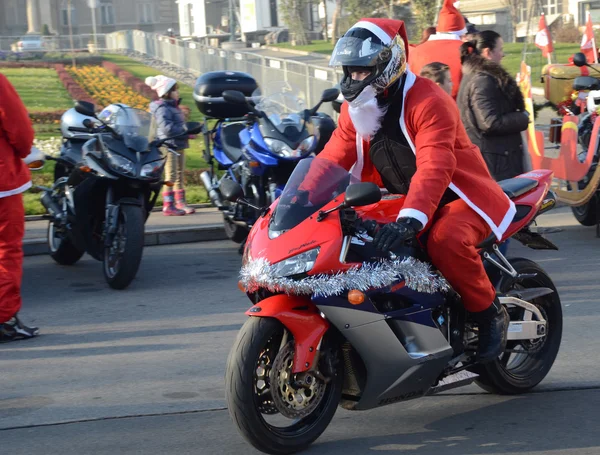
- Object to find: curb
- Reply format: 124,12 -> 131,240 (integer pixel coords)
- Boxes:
24,223 -> 227,257
24,203 -> 214,222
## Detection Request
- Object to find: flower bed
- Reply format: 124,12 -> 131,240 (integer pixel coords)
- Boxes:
55,64 -> 98,105
66,65 -> 150,110
30,110 -> 65,124
100,61 -> 191,119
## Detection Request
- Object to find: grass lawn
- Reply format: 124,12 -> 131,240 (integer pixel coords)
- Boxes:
0,67 -> 74,112
3,57 -> 214,215
272,41 -> 582,88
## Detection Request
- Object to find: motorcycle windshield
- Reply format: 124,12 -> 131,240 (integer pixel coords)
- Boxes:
254,82 -> 307,138
101,106 -> 152,152
269,157 -> 358,234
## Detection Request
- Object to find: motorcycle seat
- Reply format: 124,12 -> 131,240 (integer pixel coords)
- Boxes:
221,123 -> 245,163
498,177 -> 538,199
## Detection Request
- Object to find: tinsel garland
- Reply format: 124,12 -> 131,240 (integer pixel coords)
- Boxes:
239,256 -> 450,298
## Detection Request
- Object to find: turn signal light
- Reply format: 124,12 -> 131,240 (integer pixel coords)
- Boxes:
348,290 -> 365,305
238,281 -> 246,293
27,160 -> 44,170
164,181 -> 174,187
80,165 -> 91,172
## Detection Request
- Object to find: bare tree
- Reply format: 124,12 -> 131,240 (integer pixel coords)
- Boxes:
330,0 -> 344,44
502,0 -> 524,42
281,0 -> 311,45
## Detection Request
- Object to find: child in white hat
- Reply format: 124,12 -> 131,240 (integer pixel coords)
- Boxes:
146,75 -> 195,216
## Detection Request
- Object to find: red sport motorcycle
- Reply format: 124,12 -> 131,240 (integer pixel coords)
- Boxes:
221,157 -> 563,454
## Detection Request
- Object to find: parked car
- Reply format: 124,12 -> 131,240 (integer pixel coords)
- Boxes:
15,35 -> 44,52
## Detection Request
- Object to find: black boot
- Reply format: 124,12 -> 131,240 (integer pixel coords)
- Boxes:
472,298 -> 509,364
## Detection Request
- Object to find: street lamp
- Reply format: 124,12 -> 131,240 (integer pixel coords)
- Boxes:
87,0 -> 99,50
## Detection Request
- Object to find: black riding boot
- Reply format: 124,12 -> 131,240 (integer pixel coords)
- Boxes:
473,297 -> 509,364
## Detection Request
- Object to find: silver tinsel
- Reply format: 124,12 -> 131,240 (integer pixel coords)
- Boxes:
239,256 -> 450,298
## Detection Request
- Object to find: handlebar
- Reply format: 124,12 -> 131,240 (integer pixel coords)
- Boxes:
68,127 -> 91,133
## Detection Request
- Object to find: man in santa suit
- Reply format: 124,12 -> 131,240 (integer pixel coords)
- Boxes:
0,73 -> 39,343
409,0 -> 467,99
314,18 -> 514,363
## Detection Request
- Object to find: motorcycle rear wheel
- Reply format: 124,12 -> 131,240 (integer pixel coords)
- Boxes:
475,258 -> 563,395
48,221 -> 84,266
225,317 -> 342,455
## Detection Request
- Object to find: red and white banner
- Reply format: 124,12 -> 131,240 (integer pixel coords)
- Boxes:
581,11 -> 598,64
535,13 -> 553,60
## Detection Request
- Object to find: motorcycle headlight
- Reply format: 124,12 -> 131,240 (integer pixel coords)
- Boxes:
264,138 -> 295,157
272,247 -> 320,277
297,135 -> 316,153
141,158 -> 166,179
106,150 -> 135,176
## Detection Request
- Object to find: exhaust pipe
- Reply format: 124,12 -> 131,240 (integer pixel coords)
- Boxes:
538,190 -> 556,216
200,171 -> 223,208
40,192 -> 63,220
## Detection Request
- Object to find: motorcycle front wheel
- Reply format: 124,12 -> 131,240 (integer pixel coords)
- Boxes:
103,204 -> 144,290
225,317 -> 342,454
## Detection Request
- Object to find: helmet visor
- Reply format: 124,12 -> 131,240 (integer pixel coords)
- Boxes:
329,36 -> 389,68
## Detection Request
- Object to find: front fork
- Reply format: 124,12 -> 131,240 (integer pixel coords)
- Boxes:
246,294 -> 330,374
104,186 -> 119,247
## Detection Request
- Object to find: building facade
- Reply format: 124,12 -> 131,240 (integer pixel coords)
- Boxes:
0,0 -> 179,37
458,0 -> 599,42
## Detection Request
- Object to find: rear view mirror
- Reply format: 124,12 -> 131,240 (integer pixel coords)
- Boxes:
186,121 -> 203,135
321,88 -> 340,103
220,178 -> 244,202
573,52 -> 587,67
344,182 -> 381,207
74,100 -> 96,117
222,90 -> 248,105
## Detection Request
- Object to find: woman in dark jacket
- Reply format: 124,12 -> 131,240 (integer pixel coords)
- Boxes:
457,30 -> 530,182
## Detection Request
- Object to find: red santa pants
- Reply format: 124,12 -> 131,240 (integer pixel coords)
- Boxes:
426,199 -> 497,312
0,194 -> 25,323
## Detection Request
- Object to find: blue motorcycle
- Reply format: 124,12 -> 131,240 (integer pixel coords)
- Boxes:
198,79 -> 339,245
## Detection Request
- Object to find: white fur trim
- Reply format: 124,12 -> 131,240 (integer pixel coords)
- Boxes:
397,70 -> 515,240
0,181 -> 31,199
428,31 -> 465,41
350,21 -> 392,44
449,183 -> 516,241
350,134 -> 364,182
398,208 -> 428,228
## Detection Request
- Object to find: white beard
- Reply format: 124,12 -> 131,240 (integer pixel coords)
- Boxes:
347,85 -> 388,140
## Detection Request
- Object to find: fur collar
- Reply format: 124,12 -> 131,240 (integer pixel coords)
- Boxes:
462,55 -> 524,110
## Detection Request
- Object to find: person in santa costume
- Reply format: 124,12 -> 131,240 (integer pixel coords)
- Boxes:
409,0 -> 466,99
0,73 -> 39,343
313,17 -> 514,363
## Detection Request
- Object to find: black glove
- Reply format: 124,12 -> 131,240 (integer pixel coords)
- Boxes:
372,217 -> 423,252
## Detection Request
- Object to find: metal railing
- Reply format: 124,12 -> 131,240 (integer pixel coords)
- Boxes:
105,30 -> 342,118
0,34 -> 108,52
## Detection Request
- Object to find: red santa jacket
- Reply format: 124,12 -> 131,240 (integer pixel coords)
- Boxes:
408,34 -> 463,100
0,73 -> 33,198
314,70 -> 516,241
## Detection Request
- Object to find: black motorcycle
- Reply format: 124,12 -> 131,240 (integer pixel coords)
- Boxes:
38,101 -> 202,289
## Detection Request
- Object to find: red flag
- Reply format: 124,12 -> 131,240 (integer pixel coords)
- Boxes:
581,11 -> 598,64
535,13 -> 553,58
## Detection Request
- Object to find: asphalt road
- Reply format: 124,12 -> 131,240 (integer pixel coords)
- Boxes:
2,206 -> 600,454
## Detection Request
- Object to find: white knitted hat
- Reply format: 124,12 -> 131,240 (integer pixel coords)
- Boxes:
145,75 -> 177,98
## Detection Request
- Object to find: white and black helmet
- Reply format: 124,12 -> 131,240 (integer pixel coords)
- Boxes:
329,19 -> 408,102
60,107 -> 98,140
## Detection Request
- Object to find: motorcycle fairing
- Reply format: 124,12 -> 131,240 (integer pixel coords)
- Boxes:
244,294 -> 329,373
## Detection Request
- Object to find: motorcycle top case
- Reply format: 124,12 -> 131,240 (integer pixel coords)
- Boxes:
193,70 -> 258,119
542,63 -> 600,105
